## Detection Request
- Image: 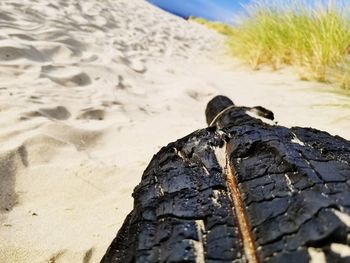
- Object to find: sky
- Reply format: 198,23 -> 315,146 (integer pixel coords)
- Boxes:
147,0 -> 251,23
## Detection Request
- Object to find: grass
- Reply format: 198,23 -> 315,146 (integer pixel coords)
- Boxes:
190,17 -> 237,36
193,0 -> 350,90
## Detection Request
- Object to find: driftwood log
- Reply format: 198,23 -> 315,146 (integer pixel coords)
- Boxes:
102,96 -> 350,263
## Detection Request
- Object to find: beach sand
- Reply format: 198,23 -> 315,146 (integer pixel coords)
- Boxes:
0,0 -> 349,262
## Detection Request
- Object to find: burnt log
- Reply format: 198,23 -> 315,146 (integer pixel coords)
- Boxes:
102,96 -> 350,263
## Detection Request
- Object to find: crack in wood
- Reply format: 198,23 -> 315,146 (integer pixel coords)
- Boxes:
225,143 -> 260,263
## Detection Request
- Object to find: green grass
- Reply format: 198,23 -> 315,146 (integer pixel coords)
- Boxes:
194,0 -> 350,90
190,17 -> 237,36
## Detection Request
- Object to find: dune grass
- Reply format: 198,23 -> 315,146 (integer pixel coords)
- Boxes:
190,17 -> 237,36
194,0 -> 350,90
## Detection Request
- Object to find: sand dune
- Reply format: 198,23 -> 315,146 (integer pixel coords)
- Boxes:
0,0 -> 349,262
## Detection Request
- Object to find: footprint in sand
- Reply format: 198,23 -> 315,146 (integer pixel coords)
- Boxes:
42,123 -> 102,151
51,71 -> 91,87
21,106 -> 71,120
77,108 -> 105,121
41,66 -> 92,87
0,43 -> 48,62
0,145 -> 28,213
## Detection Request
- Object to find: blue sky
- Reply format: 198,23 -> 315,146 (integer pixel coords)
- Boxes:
147,1 -> 342,23
147,0 -> 251,23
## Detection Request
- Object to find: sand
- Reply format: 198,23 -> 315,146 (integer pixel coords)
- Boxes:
0,0 -> 349,262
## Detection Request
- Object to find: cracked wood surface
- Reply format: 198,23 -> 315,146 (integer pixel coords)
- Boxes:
102,97 -> 350,263
226,156 -> 259,263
